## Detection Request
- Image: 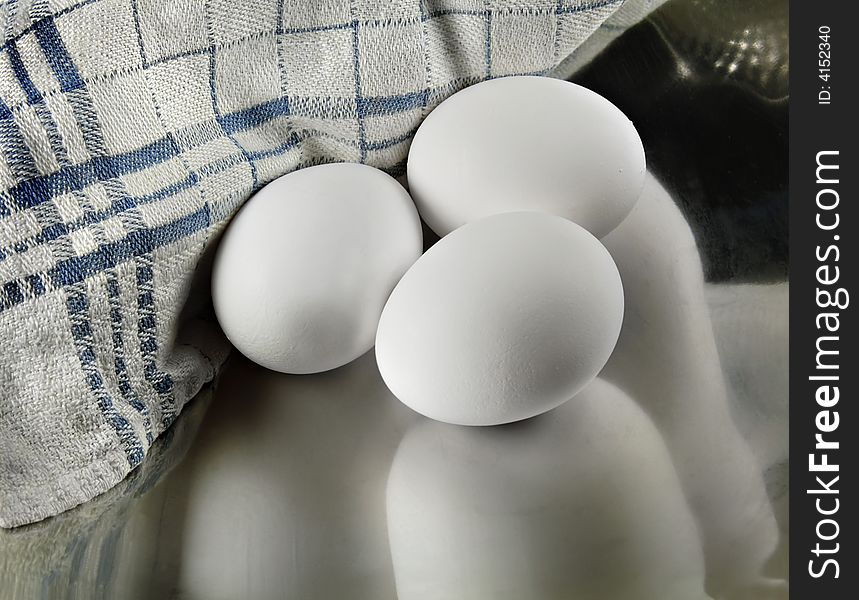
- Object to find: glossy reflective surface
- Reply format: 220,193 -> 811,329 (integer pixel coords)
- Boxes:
574,0 -> 788,282
0,0 -> 789,598
0,321 -> 788,599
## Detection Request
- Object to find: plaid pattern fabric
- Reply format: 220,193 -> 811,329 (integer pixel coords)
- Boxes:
0,0 -> 655,528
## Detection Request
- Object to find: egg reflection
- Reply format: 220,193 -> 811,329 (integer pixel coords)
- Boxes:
601,174 -> 779,595
176,352 -> 413,600
386,378 -> 710,600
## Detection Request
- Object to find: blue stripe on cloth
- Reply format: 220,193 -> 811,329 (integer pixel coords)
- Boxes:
5,41 -> 42,104
484,9 -> 492,78
9,37 -> 77,181
217,96 -> 290,135
34,101 -> 72,166
204,11 -> 259,189
554,0 -> 563,61
127,0 -> 203,425
64,88 -> 113,159
128,0 -> 149,68
0,0 -> 100,55
349,15 -> 366,162
1,173 -> 197,261
0,276 -> 47,310
2,0 -> 190,479
105,269 -> 154,445
275,0 -> 286,93
135,254 -> 176,426
31,15 -> 85,92
357,90 -> 429,117
246,131 -> 302,161
65,285 -> 145,468
365,127 -> 419,151
0,77 -> 465,217
197,152 -> 244,178
3,136 -> 180,215
208,57 -> 258,186
0,58 -> 604,219
47,204 -> 210,289
41,12 -> 183,435
0,113 -> 41,180
25,273 -> 45,296
0,127 -> 302,263
99,181 -> 181,426
2,280 -> 23,305
3,0 -> 19,50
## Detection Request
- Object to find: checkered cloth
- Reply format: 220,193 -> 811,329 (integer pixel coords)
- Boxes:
0,0 -> 662,528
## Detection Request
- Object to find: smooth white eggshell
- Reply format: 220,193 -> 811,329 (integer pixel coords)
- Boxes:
212,163 -> 422,374
407,76 -> 646,238
375,211 -> 624,426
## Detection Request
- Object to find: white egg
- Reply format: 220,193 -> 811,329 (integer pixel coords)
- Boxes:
375,211 -> 624,426
212,163 -> 422,374
407,76 -> 646,238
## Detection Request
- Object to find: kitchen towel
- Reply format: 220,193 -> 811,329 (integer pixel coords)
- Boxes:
0,0 -> 664,528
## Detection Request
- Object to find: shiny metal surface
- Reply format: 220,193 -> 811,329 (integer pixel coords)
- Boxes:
574,0 -> 788,283
0,0 -> 789,598
0,325 -> 787,599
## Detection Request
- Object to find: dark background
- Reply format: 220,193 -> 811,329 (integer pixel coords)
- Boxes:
573,0 -> 788,283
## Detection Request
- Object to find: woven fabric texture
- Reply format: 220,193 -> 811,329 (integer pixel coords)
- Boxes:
0,0 -> 657,528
